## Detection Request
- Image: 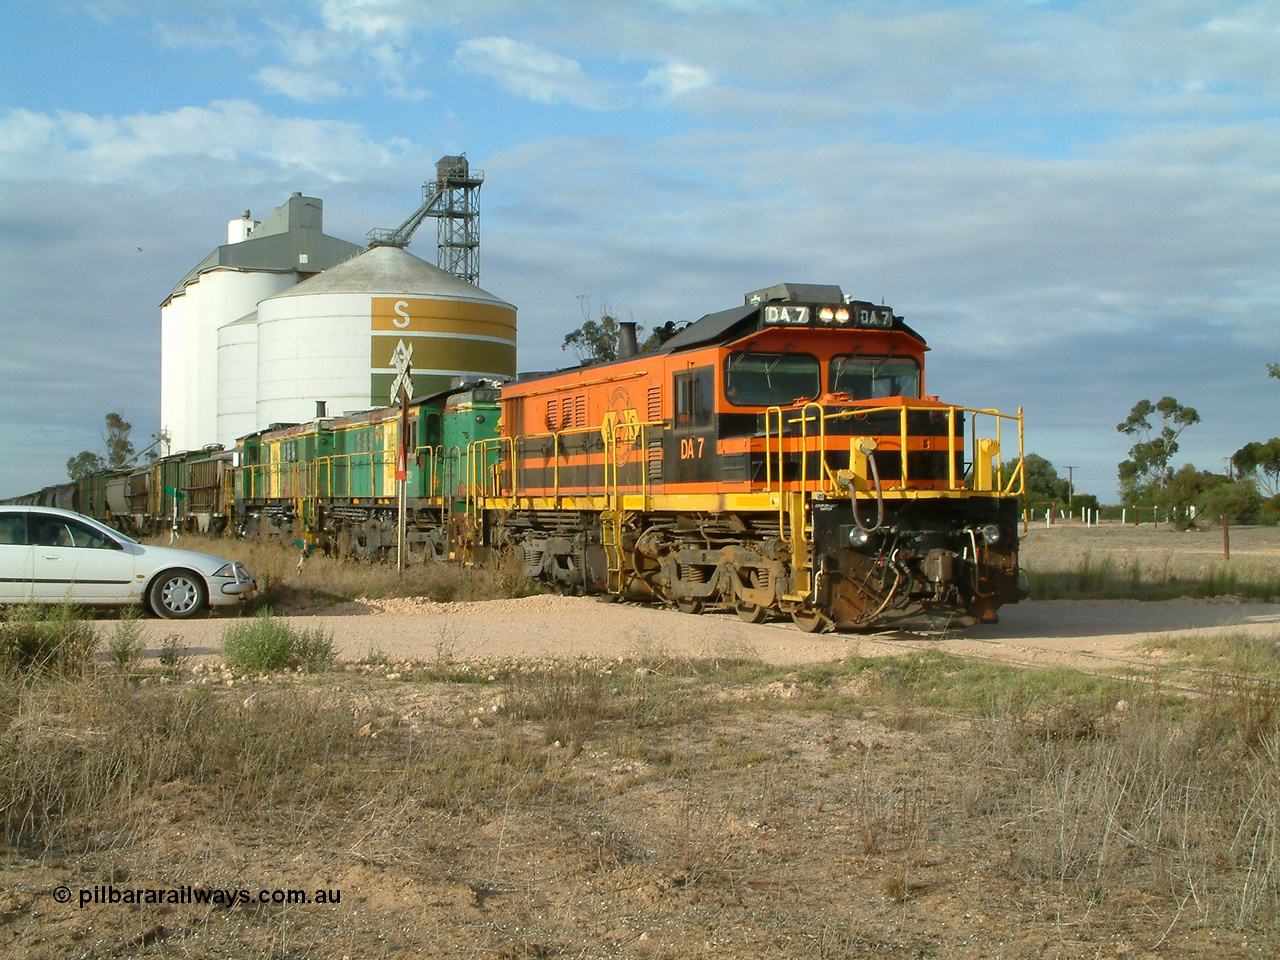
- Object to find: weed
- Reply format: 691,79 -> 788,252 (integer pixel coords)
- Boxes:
0,603 -> 98,678
221,609 -> 334,674
1140,630 -> 1280,681
1022,531 -> 1280,602
157,634 -> 187,675
105,607 -> 145,672
145,533 -> 540,610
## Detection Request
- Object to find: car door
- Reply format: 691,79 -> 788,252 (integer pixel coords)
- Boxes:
30,512 -> 137,603
0,511 -> 33,602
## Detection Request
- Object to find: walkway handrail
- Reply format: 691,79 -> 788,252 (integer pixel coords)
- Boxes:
762,401 -> 1025,496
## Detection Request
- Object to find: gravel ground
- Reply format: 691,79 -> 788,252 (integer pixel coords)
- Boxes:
123,594 -> 1280,672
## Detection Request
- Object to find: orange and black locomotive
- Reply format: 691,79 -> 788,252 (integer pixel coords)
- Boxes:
475,282 -> 1025,631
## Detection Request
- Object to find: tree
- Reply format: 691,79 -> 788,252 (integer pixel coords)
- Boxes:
104,412 -> 134,468
1198,476 -> 1262,524
65,411 -> 135,479
1159,464 -> 1218,526
1005,453 -> 1098,514
563,313 -> 624,364
66,450 -> 106,480
562,297 -> 657,364
1019,453 -> 1069,505
1116,396 -> 1200,504
1232,438 -> 1280,496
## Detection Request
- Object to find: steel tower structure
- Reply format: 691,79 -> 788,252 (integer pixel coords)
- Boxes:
367,154 -> 483,285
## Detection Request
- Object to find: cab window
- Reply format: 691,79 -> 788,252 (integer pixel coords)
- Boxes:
674,367 -> 714,429
829,355 -> 921,400
724,352 -> 820,407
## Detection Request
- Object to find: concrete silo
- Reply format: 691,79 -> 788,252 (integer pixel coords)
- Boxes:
160,194 -> 363,453
254,245 -> 516,426
216,312 -> 259,447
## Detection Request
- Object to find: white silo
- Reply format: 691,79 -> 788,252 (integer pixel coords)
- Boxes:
254,245 -> 517,427
160,194 -> 363,452
216,312 -> 259,448
159,293 -> 187,456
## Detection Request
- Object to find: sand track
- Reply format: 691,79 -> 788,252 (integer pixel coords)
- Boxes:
121,595 -> 1280,672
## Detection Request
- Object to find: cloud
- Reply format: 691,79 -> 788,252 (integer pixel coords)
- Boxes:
0,101 -> 411,186
643,62 -> 712,98
317,0 -> 420,42
154,16 -> 255,51
454,36 -> 618,109
255,66 -> 352,103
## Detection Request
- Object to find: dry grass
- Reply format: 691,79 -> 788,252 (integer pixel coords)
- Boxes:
0,647 -> 1269,957
1,619 -> 1277,956
1020,522 -> 1280,600
152,533 -> 537,609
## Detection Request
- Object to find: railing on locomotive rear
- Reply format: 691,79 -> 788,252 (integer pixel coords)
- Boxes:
765,401 -> 1025,497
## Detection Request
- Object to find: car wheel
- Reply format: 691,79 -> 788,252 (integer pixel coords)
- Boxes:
149,569 -> 207,619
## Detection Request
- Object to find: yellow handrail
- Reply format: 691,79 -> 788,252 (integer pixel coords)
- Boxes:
762,401 -> 1024,496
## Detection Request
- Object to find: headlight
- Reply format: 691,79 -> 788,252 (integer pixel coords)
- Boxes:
213,562 -> 249,580
980,524 -> 1001,545
849,527 -> 871,547
818,307 -> 835,323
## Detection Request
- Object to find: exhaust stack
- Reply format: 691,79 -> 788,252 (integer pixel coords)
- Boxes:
618,321 -> 639,360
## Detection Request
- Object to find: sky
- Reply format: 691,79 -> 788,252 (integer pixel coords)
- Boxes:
1,0 -> 1277,500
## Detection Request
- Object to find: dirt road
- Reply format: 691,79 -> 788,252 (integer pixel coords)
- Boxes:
128,594 -> 1280,672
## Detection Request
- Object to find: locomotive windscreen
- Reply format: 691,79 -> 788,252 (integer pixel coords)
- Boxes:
723,352 -> 820,407
829,355 -> 921,400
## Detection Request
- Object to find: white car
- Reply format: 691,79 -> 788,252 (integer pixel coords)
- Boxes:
0,505 -> 256,619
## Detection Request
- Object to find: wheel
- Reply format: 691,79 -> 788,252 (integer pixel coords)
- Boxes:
735,600 -> 769,624
149,569 -> 207,620
790,608 -> 831,634
675,597 -> 704,615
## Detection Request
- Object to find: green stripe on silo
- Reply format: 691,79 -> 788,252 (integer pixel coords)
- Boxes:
370,373 -> 455,407
370,336 -> 516,375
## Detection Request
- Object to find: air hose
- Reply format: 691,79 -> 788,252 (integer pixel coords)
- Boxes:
845,444 -> 885,533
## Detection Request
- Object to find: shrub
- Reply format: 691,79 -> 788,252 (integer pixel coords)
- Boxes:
158,634 -> 187,675
221,609 -> 334,673
0,604 -> 98,678
105,607 -> 145,672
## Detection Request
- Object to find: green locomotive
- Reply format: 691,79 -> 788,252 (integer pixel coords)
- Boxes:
235,382 -> 503,560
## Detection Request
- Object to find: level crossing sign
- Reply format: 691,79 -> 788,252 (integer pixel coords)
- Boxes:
390,339 -> 413,481
389,338 -> 414,403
